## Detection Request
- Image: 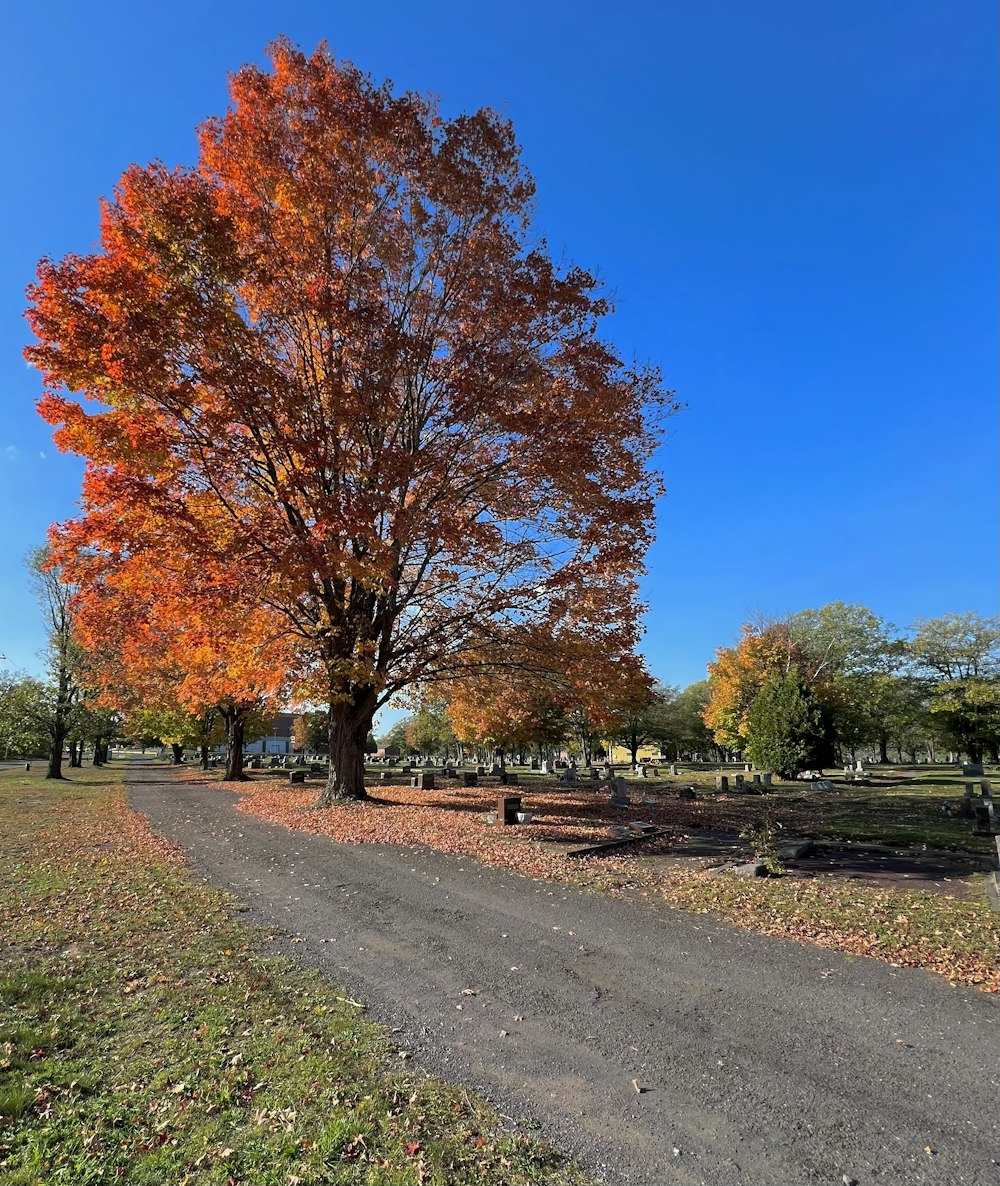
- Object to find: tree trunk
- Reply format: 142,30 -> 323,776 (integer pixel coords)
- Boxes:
170,744 -> 184,765
878,734 -> 889,764
92,737 -> 104,766
317,697 -> 375,805
200,744 -> 210,771
223,709 -> 247,781
46,722 -> 66,779
68,740 -> 81,767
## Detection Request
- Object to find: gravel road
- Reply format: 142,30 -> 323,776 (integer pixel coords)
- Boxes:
129,766 -> 1000,1186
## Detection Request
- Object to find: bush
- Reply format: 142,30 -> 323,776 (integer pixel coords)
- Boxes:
746,668 -> 834,779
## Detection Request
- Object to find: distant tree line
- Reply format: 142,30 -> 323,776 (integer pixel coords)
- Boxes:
704,603 -> 1000,777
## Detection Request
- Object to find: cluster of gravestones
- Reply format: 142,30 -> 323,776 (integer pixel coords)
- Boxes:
715,773 -> 773,793
940,779 -> 996,835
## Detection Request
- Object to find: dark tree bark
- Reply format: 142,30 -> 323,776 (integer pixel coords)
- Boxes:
317,692 -> 376,805
222,706 -> 248,781
92,737 -> 105,766
170,744 -> 184,765
878,734 -> 890,764
46,724 -> 66,780
200,744 -> 210,771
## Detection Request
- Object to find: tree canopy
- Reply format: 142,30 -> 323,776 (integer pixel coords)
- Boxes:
28,39 -> 672,802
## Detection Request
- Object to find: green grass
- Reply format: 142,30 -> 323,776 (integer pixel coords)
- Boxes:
661,863 -> 1000,991
616,765 -> 998,853
0,764 -> 588,1186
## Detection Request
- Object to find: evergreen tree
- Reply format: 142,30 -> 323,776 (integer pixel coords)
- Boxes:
746,669 -> 834,778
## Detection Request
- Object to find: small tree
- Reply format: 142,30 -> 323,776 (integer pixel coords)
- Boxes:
745,669 -> 834,779
28,548 -> 81,779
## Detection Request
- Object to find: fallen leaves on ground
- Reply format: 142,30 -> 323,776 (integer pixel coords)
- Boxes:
200,771 -> 1000,994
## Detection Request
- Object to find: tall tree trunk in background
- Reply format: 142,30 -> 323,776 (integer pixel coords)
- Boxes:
878,734 -> 890,764
200,744 -> 210,771
222,706 -> 248,781
92,737 -> 104,766
46,719 -> 66,780
170,744 -> 184,765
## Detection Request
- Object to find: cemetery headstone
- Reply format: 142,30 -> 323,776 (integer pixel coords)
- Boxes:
974,802 -> 995,835
498,794 -> 522,825
715,775 -> 729,792
962,762 -> 985,777
500,771 -> 519,785
462,772 -> 478,787
540,760 -> 552,775
288,770 -> 306,784
762,773 -> 773,788
609,776 -> 629,808
411,772 -> 435,790
669,763 -> 678,776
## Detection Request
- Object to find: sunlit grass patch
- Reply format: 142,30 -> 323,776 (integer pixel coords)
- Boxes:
0,764 -> 588,1185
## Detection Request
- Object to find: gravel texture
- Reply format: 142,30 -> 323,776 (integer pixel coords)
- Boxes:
129,766 -> 1000,1186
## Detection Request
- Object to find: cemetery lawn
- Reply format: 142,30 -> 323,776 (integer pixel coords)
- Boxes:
0,764 -> 587,1186
215,767 -> 1000,994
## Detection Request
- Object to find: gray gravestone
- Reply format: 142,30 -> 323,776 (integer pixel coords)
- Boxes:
609,776 -> 629,808
762,773 -> 773,788
715,775 -> 729,792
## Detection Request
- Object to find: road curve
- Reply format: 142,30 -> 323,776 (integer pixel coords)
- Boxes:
129,766 -> 1000,1186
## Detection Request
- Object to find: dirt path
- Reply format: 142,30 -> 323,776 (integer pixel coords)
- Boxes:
129,766 -> 1000,1186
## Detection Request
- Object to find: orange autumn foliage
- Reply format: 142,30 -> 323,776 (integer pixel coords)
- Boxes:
27,38 -> 673,800
704,622 -> 836,751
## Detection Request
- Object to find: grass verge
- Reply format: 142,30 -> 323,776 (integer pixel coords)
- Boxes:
0,764 -> 587,1186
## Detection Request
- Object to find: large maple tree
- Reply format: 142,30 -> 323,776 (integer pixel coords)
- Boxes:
27,39 -> 672,802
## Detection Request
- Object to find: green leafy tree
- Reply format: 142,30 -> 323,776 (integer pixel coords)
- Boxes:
746,669 -> 835,778
608,683 -> 676,764
0,673 -> 52,758
406,695 -> 456,758
908,613 -> 1000,763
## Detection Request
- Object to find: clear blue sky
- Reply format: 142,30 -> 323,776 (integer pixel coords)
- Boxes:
2,0 -> 996,696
